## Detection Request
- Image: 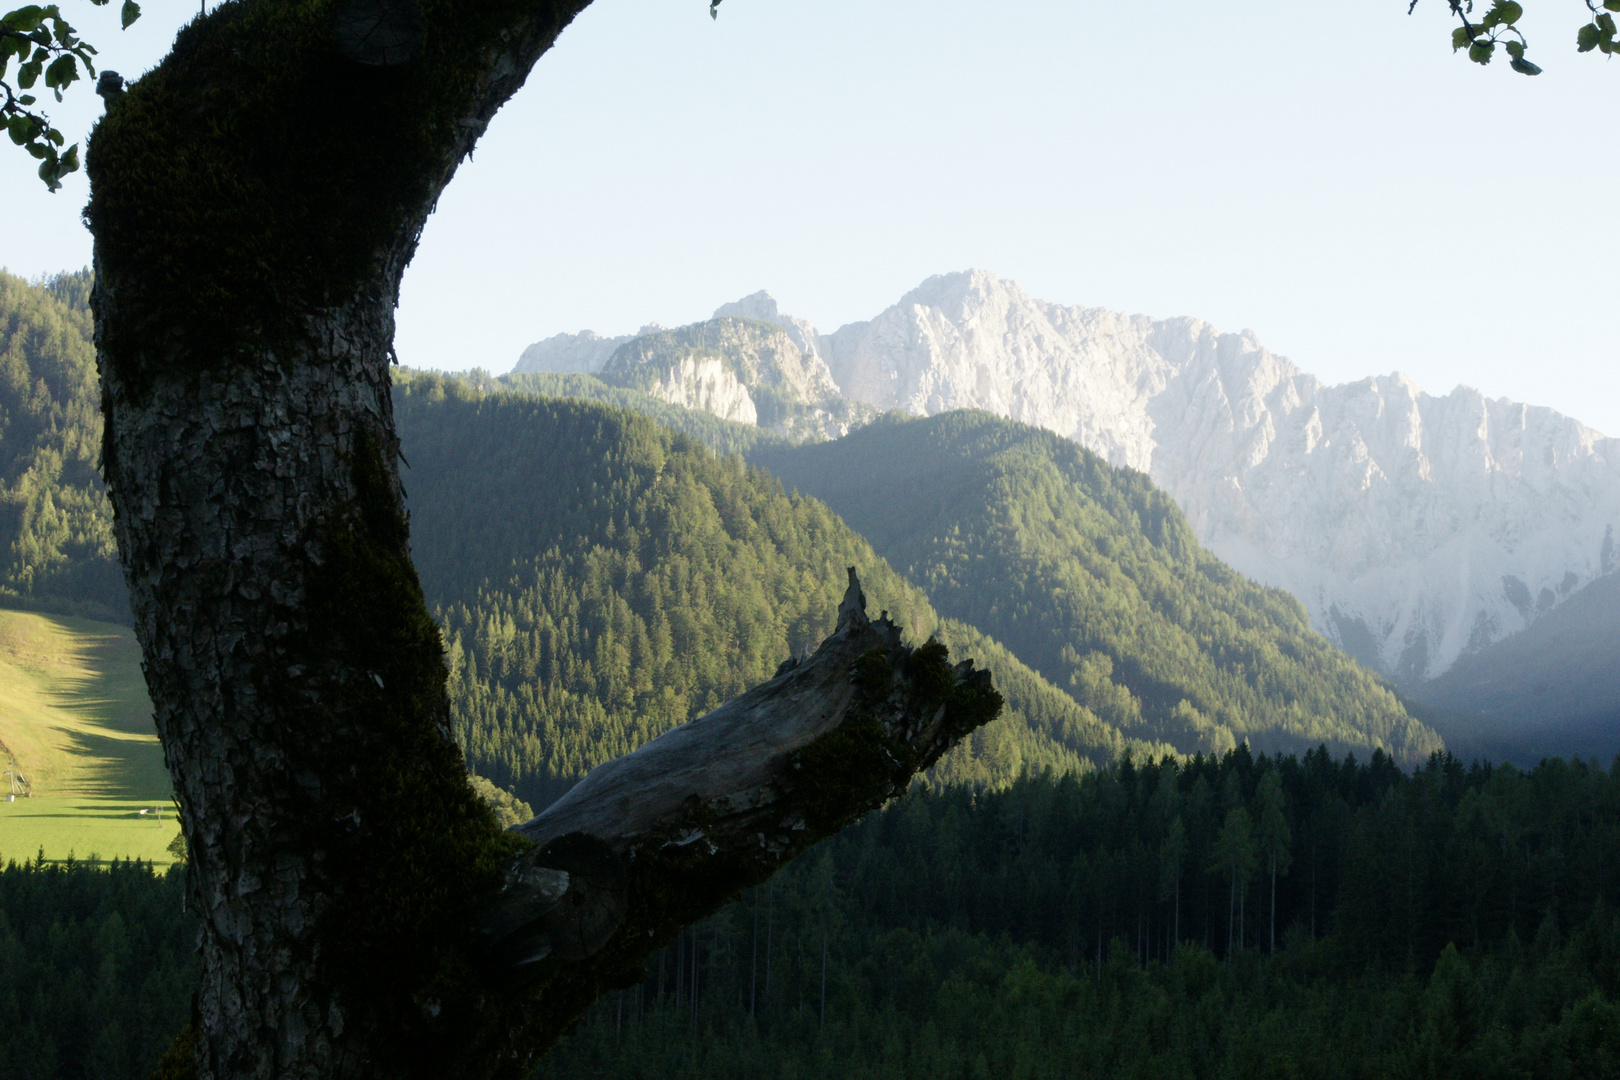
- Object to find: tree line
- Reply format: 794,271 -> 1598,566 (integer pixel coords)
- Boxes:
536,746 -> 1620,1080
0,857 -> 193,1080
12,746 -> 1620,1079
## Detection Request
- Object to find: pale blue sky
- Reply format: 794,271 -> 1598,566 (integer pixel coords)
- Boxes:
6,1 -> 1618,434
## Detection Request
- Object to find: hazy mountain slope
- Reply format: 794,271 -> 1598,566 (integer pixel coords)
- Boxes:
513,329 -> 641,374
0,271 -> 125,622
392,374 -> 1167,807
815,270 -> 1620,684
751,410 -> 1441,764
1409,571 -> 1620,762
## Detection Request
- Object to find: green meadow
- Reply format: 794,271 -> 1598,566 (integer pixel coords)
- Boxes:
0,608 -> 178,865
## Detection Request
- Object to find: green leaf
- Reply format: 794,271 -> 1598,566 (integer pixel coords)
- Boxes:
2,6 -> 46,32
37,155 -> 62,190
58,141 -> 76,172
119,0 -> 137,28
1451,25 -> 1473,50
1599,13 -> 1618,36
1605,0 -> 1620,11
16,93 -> 32,105
1484,0 -> 1523,27
1578,22 -> 1601,51
1468,40 -> 1495,64
17,57 -> 40,87
1509,57 -> 1541,75
1505,40 -> 1523,59
42,52 -> 73,90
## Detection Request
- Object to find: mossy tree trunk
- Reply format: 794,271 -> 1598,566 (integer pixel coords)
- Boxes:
88,2 -> 599,1073
82,4 -> 1002,1078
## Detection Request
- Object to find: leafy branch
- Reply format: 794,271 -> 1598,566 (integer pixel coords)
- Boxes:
1413,0 -> 1620,71
1,0 -> 138,191
1577,0 -> 1620,55
1444,0 -> 1544,74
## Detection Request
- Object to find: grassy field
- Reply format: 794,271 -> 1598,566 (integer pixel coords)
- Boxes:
0,608 -> 179,864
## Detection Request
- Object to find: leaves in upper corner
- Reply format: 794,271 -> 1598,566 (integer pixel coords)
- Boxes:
1480,0 -> 1524,29
1,0 -> 139,190
1578,11 -> 1619,55
1483,0 -> 1516,28
1432,0 -> 1542,74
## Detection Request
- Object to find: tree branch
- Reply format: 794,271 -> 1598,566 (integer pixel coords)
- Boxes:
468,568 -> 1001,1056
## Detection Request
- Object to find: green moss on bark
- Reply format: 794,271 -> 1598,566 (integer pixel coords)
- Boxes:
795,638 -> 1003,834
85,0 -> 584,392
291,432 -> 530,1075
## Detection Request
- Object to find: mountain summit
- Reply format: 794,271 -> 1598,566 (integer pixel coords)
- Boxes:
519,270 -> 1620,682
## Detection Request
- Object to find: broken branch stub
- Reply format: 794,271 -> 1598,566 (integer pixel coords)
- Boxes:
471,567 -> 1001,1029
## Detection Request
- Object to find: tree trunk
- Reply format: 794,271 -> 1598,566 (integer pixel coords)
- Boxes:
82,3 -> 1003,1077
1270,853 -> 1277,954
1228,869 -> 1235,956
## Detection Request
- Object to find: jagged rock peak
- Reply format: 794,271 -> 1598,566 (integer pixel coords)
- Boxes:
510,268 -> 1619,682
818,268 -> 1620,682
713,290 -> 827,374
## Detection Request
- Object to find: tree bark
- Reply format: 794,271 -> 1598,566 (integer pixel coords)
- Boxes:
81,2 -> 1003,1077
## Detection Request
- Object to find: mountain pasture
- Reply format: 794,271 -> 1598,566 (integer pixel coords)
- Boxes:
0,608 -> 175,864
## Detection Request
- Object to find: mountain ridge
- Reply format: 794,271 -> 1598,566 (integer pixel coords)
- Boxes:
520,270 -> 1620,683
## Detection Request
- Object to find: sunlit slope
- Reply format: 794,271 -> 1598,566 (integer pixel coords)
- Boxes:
394,374 -> 1170,809
752,411 -> 1442,764
0,609 -> 176,863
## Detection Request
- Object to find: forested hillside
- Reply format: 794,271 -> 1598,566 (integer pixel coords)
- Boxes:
0,859 -> 192,1080
752,412 -> 1440,763
0,275 -> 1440,818
18,749 -> 1620,1080
536,749 -> 1620,1080
393,371 -> 1166,807
0,271 -> 124,622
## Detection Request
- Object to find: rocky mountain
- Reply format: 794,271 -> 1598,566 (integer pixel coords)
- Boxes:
519,307 -> 874,442
523,271 -> 1620,683
816,270 -> 1620,683
513,328 -> 642,374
